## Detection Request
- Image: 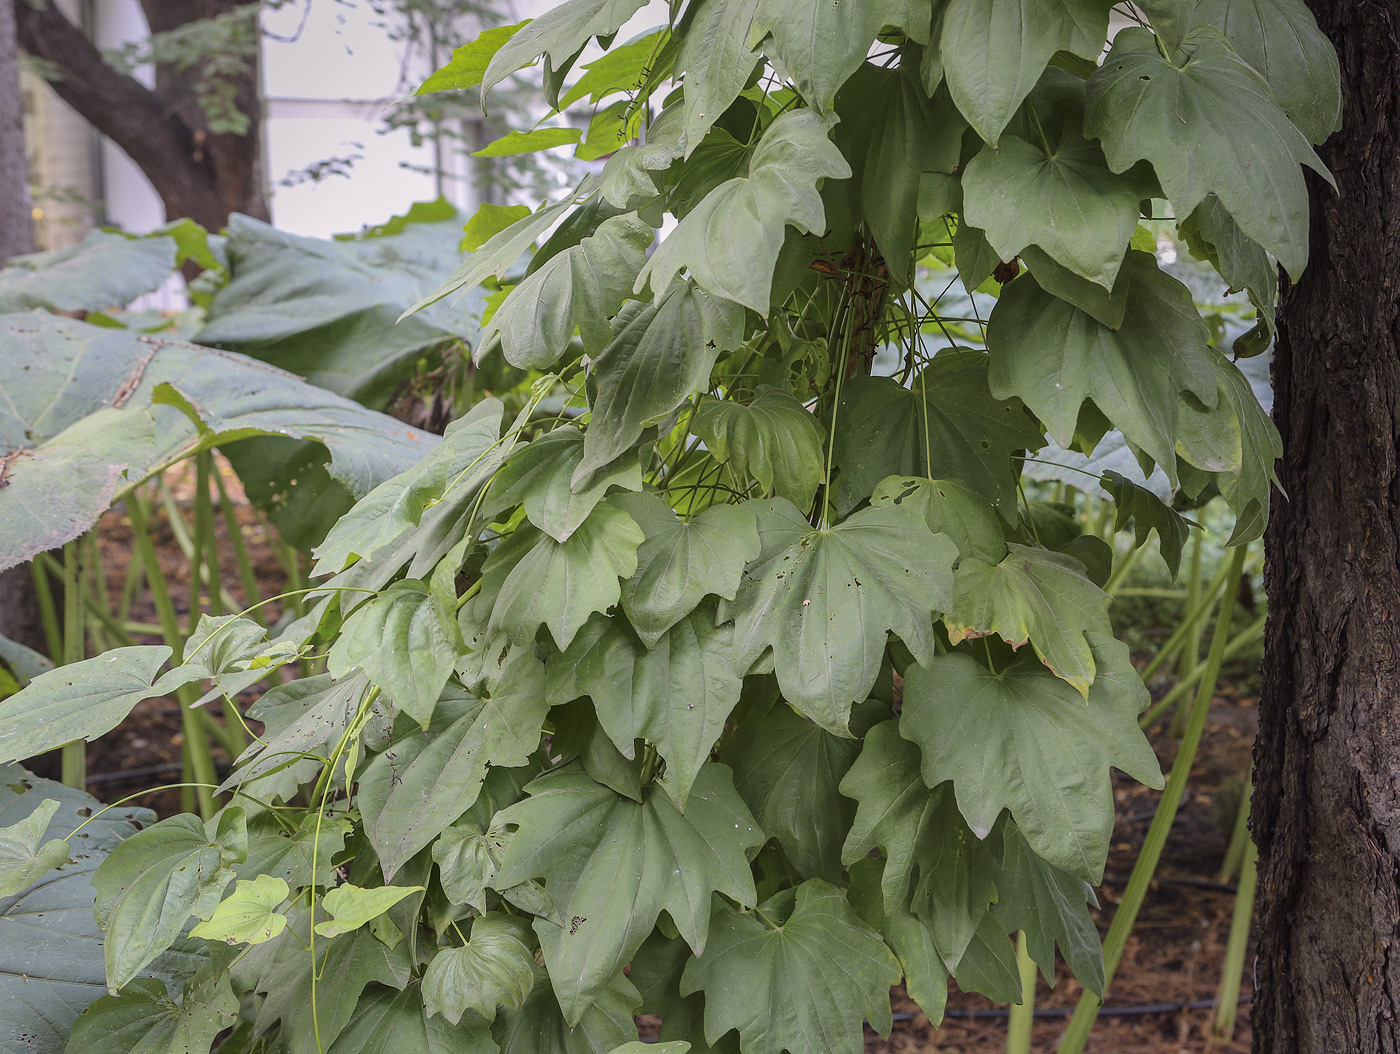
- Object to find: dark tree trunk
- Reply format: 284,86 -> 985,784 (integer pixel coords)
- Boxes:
15,0 -> 267,231
0,0 -> 49,659
1254,3 -> 1400,1052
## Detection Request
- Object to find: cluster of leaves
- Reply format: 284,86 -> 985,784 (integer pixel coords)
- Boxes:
0,0 -> 1338,1052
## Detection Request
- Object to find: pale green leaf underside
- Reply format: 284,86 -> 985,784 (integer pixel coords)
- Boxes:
900,636 -> 1163,882
939,0 -> 1113,145
495,765 -> 761,1024
692,387 -> 826,507
680,880 -> 901,1054
963,131 -> 1141,290
723,499 -> 958,734
614,493 -> 760,649
947,544 -> 1113,695
638,110 -> 850,314
841,721 -> 998,971
1085,27 -> 1330,279
986,252 -> 1217,478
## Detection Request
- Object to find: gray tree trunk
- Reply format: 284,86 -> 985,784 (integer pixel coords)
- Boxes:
1254,1 -> 1400,1051
0,0 -> 49,658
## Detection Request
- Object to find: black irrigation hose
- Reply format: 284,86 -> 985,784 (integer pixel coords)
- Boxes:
894,994 -> 1252,1022
1101,873 -> 1240,894
85,759 -> 231,787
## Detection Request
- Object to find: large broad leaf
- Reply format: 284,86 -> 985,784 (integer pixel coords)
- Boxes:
675,0 -> 762,147
1187,0 -> 1341,144
577,280 -> 744,484
692,387 -> 825,507
0,799 -> 69,898
0,646 -> 192,764
985,252 -> 1218,477
418,21 -> 527,92
494,764 -> 761,1023
478,500 -> 644,651
312,399 -> 508,583
0,230 -> 176,314
1084,27 -> 1330,279
679,880 -> 901,1054
723,499 -> 957,733
329,581 -> 458,729
422,913 -> 535,1024
946,544 -> 1113,695
1178,194 -> 1277,356
481,0 -> 649,99
613,493 -> 760,649
0,313 -> 435,571
188,875 -> 290,947
840,722 -> 998,971
833,63 -> 966,282
1102,470 -> 1189,577
845,858 -> 950,1025
991,823 -> 1104,995
637,110 -> 849,314
62,967 -> 238,1054
551,605 -> 742,807
900,635 -> 1164,882
198,213 -> 480,409
629,932 -> 737,1053
962,120 -> 1141,290
868,476 -> 1007,566
248,915 -> 412,1054
358,659 -> 550,878
92,809 -> 247,991
482,213 -> 654,369
718,703 -> 859,883
833,364 -> 1044,517
1176,346 -> 1282,545
492,966 -> 641,1054
937,0 -> 1113,145
488,426 -> 642,544
221,672 -> 369,800
0,766 -> 191,1054
328,984 -> 495,1054
747,0 -> 929,115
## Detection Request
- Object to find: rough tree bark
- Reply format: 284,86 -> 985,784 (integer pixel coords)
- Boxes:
1254,3 -> 1400,1052
0,0 -> 48,659
14,0 -> 268,231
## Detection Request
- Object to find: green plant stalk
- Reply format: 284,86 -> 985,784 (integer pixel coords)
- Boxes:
1138,556 -> 1233,683
1137,612 -> 1265,730
1007,931 -> 1036,1054
1177,532 -> 1205,683
30,559 -> 62,662
1219,766 -> 1254,883
158,478 -> 197,559
213,459 -> 266,627
193,451 -> 223,618
127,489 -> 218,819
85,532 -> 110,653
1213,838 -> 1258,1040
1058,543 -> 1246,1054
60,541 -> 87,790
1103,539 -> 1147,597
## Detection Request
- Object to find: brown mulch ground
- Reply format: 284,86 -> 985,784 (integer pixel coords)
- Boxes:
26,461 -> 1260,1052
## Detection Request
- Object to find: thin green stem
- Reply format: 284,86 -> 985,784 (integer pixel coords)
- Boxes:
1006,931 -> 1036,1054
127,489 -> 218,819
1137,612 -> 1265,730
1219,766 -> 1253,883
60,541 -> 86,790
1057,544 -> 1247,1054
30,558 -> 62,662
1213,839 -> 1258,1041
1139,557 -> 1233,683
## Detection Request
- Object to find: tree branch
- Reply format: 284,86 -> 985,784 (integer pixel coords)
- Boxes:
15,0 -> 231,228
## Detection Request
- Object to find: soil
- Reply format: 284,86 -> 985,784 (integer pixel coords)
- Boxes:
24,464 -> 1261,1053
